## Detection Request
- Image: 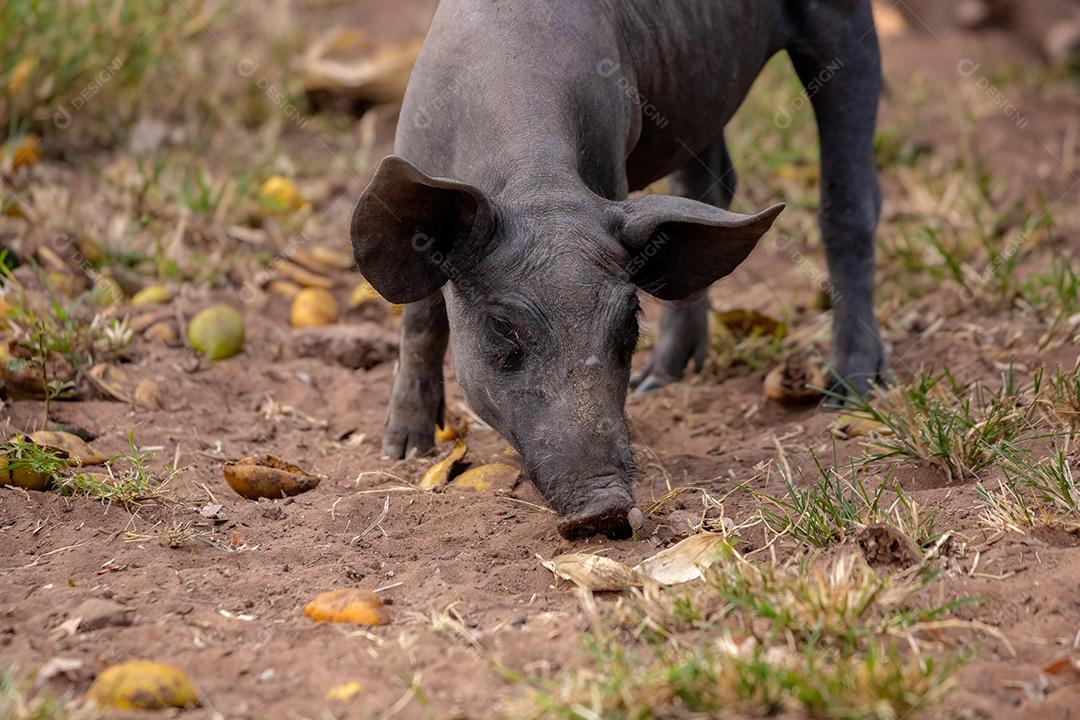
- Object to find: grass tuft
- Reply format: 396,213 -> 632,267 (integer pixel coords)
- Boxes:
509,550 -> 966,719
747,448 -> 937,549
59,432 -> 177,507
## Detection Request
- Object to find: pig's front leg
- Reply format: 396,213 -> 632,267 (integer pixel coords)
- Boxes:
632,140 -> 736,392
382,292 -> 448,458
789,2 -> 887,398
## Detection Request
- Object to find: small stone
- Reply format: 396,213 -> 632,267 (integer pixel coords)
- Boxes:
70,598 -> 132,632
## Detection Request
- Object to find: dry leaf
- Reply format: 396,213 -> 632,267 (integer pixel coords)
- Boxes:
309,246 -> 356,271
419,441 -> 467,491
131,285 -> 173,306
634,532 -> 729,585
223,454 -> 320,500
268,279 -> 303,299
294,246 -> 355,274
538,553 -> 640,592
87,660 -> 201,710
304,589 -> 389,625
1043,656 -> 1080,678
87,364 -> 161,410
450,462 -> 518,492
275,261 -> 334,289
302,28 -> 422,104
28,431 -> 107,466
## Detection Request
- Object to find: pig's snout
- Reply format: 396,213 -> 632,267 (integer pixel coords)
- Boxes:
554,474 -> 635,540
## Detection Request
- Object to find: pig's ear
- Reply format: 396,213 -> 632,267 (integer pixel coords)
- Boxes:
618,195 -> 784,301
351,155 -> 495,304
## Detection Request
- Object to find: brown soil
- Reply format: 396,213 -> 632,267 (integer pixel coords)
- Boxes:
2,1 -> 1080,718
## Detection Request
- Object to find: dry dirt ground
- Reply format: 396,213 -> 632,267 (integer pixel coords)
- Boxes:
1,1 -> 1079,718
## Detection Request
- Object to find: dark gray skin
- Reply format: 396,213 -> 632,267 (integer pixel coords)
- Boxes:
351,0 -> 885,539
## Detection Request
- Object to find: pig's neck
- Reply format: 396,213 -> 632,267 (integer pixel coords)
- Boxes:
397,0 -> 638,204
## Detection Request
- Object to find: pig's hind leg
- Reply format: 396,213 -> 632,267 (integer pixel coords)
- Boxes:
631,139 -> 737,393
382,292 -> 449,458
786,0 -> 887,398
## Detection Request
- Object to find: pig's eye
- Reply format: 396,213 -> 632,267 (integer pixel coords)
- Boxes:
488,317 -> 525,372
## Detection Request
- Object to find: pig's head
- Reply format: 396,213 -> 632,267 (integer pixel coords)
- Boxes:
352,155 -> 783,539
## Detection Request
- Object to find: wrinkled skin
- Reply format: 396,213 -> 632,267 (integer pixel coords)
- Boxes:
351,0 -> 885,538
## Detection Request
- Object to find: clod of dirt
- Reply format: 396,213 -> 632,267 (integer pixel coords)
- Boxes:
87,364 -> 162,410
87,660 -> 201,710
291,287 -> 339,328
28,431 -> 107,466
419,441 -> 467,491
69,598 -> 133,632
223,454 -> 320,500
130,285 -> 173,306
290,322 -> 398,370
188,305 -> 245,361
633,532 -> 729,585
302,27 -> 422,106
539,553 -> 641,592
449,462 -> 518,492
856,524 -> 921,569
304,589 -> 390,625
764,356 -> 828,405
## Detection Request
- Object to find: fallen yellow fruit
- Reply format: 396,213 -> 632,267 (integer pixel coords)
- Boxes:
131,285 -> 173,306
450,462 -> 519,492
223,454 -> 320,500
305,589 -> 389,626
188,305 -> 245,361
28,431 -> 107,466
419,441 -> 467,491
87,660 -> 201,710
258,175 -> 306,212
290,287 -> 339,328
348,281 -> 383,309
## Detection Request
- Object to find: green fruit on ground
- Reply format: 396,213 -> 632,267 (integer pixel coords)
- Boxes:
188,305 -> 245,361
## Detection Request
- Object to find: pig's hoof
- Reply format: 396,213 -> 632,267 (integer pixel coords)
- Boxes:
381,425 -> 435,459
556,490 -> 634,540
